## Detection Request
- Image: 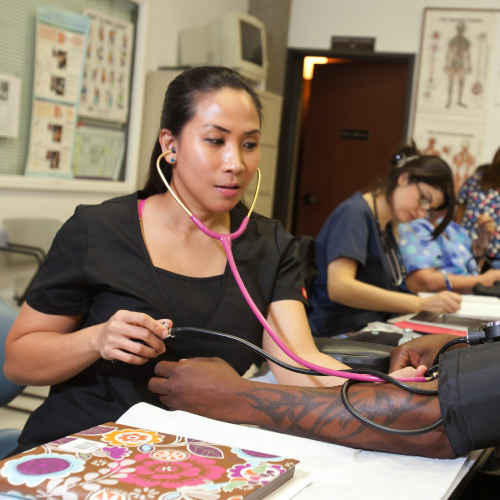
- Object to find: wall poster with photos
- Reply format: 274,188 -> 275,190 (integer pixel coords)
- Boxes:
25,6 -> 90,178
412,8 -> 500,192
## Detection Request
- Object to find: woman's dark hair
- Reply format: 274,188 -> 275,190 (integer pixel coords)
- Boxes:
478,147 -> 500,191
381,141 -> 455,238
142,66 -> 263,194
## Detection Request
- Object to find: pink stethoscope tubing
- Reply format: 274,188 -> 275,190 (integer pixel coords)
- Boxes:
156,151 -> 426,383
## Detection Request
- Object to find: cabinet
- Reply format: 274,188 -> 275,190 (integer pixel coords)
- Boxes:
137,70 -> 282,217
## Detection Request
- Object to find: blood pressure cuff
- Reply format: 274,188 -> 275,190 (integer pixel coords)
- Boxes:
438,342 -> 500,455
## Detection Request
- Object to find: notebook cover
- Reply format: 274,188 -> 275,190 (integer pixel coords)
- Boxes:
393,311 -> 485,336
392,320 -> 466,337
407,311 -> 483,330
0,422 -> 298,500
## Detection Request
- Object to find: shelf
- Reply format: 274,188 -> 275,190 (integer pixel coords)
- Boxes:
0,173 -> 134,194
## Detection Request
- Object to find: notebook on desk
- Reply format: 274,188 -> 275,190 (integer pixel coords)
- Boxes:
393,311 -> 483,336
0,422 -> 298,500
418,293 -> 500,321
392,294 -> 500,335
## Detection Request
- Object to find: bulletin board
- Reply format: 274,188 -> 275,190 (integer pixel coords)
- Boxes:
0,0 -> 138,181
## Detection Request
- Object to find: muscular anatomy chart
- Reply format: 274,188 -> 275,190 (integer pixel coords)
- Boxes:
412,9 -> 499,191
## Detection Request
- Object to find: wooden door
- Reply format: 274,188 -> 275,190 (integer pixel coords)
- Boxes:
293,60 -> 411,236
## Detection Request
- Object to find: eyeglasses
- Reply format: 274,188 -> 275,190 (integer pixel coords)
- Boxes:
415,183 -> 434,215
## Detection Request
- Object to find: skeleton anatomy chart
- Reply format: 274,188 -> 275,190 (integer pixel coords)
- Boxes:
413,9 -> 500,191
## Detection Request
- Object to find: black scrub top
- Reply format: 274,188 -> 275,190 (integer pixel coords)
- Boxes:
16,192 -> 307,452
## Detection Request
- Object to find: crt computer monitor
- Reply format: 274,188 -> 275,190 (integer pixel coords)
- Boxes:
179,11 -> 268,86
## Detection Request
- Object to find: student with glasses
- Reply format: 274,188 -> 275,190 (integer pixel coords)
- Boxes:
308,143 -> 462,337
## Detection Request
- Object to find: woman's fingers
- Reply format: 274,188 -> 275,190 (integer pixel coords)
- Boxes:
422,291 -> 461,313
98,311 -> 172,363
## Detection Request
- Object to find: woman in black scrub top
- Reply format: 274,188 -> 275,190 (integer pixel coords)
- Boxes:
5,66 -> 354,453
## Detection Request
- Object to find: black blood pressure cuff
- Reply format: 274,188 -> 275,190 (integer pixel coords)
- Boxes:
439,342 -> 500,455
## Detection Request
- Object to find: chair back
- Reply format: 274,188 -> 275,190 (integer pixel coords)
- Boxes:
2,218 -> 62,255
0,300 -> 25,406
0,218 -> 62,304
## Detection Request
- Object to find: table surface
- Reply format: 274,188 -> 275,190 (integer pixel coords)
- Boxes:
0,402 -> 482,500
115,403 -> 477,500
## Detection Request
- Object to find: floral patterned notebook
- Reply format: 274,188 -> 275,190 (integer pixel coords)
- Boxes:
0,422 -> 299,500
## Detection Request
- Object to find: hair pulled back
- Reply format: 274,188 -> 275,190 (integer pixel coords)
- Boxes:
381,142 -> 455,237
142,66 -> 263,194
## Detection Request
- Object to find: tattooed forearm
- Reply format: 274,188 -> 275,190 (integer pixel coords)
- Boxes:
236,383 -> 454,458
150,358 -> 455,459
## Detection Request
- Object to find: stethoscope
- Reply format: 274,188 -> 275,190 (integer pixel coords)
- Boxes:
156,150 -> 426,384
372,192 -> 407,287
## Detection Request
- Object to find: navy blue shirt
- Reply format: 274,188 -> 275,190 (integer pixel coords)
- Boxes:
308,192 -> 397,336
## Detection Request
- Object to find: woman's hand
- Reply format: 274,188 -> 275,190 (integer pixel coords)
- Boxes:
94,310 -> 171,364
476,213 -> 495,249
419,291 -> 462,313
389,364 -> 428,379
478,269 -> 500,287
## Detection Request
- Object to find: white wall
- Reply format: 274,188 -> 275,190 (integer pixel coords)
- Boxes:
0,0 -> 248,224
288,0 -> 500,163
289,0 -> 500,52
4,0 -> 499,222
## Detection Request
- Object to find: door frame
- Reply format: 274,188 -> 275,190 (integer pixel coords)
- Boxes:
272,48 -> 415,231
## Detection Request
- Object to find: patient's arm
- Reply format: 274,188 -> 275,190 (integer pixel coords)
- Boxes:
148,357 -> 454,459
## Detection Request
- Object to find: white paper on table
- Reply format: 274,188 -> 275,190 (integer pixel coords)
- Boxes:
118,403 -> 470,500
418,293 -> 500,320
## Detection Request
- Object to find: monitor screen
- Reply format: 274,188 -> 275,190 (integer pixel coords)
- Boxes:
240,20 -> 263,66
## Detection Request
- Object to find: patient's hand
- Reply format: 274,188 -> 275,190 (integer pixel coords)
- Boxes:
149,357 -> 248,421
389,334 -> 461,372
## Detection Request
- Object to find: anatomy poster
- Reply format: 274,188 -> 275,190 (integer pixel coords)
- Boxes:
79,10 -> 134,123
25,6 -> 89,177
415,9 -> 498,118
413,116 -> 485,192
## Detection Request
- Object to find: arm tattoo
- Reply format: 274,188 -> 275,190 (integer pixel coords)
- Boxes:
235,383 -> 445,456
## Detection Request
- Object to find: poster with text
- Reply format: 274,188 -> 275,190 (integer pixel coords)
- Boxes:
25,101 -> 76,177
25,6 -> 89,177
33,8 -> 88,105
413,116 -> 485,192
79,10 -> 134,123
415,9 -> 498,119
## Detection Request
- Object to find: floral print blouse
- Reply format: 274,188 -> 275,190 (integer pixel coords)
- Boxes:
457,168 -> 500,269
